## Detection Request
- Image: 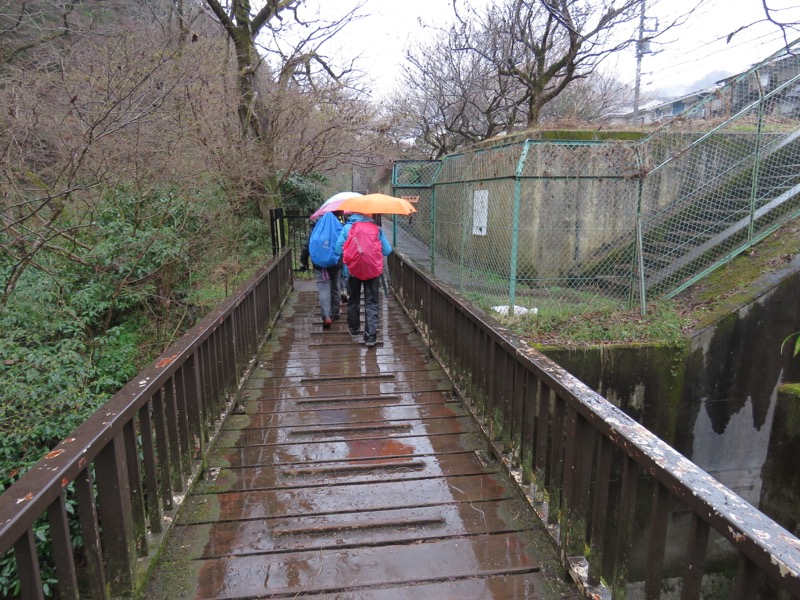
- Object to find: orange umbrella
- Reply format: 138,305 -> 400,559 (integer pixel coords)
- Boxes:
336,193 -> 417,216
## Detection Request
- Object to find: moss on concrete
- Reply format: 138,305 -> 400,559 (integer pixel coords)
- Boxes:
779,385 -> 800,438
759,386 -> 800,538
676,221 -> 800,331
470,128 -> 648,150
781,383 -> 800,397
542,343 -> 687,446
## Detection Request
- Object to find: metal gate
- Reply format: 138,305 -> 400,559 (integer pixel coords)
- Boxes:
270,208 -> 312,270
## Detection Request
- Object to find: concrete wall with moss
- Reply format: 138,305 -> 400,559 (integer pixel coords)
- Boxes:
427,132 -> 779,278
540,267 -> 800,539
541,344 -> 687,446
760,384 -> 800,537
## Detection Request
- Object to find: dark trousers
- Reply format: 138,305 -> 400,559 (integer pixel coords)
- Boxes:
315,266 -> 341,320
347,275 -> 380,342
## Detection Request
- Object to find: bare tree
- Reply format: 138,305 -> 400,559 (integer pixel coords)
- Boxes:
0,16 -> 217,302
0,0 -> 187,67
199,0 -> 363,140
392,0 -> 706,154
725,0 -> 800,47
393,3 -> 639,155
539,72 -> 634,123
453,0 -> 648,128
195,0 -> 389,214
392,0 -> 645,155
251,75 -> 384,215
0,0 -> 72,65
395,22 -> 522,158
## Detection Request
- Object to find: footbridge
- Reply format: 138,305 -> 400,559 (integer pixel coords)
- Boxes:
1,249 -> 799,599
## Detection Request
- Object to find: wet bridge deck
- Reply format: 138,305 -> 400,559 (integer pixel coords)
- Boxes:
144,281 -> 577,599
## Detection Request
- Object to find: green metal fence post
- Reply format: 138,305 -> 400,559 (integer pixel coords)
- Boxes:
749,72 -> 766,242
429,160 -> 444,276
635,145 -> 647,316
460,186 -> 468,294
636,185 -> 647,316
430,185 -> 437,276
509,141 -> 532,309
390,163 -> 399,247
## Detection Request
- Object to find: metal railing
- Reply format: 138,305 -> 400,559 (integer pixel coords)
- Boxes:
0,249 -> 292,599
389,251 -> 800,599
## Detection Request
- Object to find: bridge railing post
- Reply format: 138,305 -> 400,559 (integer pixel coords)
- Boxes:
94,433 -> 137,595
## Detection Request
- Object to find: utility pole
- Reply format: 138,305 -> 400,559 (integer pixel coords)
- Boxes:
632,0 -> 646,126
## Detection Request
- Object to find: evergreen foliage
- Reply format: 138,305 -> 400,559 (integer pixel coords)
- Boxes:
0,186 -> 280,597
280,172 -> 326,214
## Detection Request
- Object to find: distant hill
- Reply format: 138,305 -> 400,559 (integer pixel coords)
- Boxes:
655,69 -> 733,99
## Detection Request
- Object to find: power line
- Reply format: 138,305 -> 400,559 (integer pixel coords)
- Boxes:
651,29 -> 788,78
639,0 -> 795,74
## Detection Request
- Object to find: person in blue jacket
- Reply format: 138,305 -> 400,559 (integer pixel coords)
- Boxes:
334,213 -> 392,347
299,217 -> 342,329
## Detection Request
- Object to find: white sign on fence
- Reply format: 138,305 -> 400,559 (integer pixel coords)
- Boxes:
472,189 -> 488,236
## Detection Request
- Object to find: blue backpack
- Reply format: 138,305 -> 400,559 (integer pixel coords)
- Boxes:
308,212 -> 342,268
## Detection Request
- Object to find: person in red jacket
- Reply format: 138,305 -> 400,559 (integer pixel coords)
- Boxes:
333,213 -> 392,347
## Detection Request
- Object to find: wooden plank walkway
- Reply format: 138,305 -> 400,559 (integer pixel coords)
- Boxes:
143,281 -> 579,599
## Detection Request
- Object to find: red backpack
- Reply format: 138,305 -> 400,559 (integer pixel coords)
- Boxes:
343,221 -> 383,280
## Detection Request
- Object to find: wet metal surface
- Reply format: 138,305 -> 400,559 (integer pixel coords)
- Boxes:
143,282 -> 578,599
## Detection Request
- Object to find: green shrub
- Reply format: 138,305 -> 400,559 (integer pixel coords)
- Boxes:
0,184 -> 273,597
279,171 -> 326,214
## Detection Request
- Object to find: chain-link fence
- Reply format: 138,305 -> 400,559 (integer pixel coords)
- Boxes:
389,41 -> 800,316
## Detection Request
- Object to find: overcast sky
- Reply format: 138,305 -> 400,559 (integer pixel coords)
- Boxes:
614,0 -> 800,97
317,0 -> 800,101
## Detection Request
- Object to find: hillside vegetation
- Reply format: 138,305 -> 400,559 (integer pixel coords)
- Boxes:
0,5 -> 364,502
0,7 -> 331,595
495,220 -> 800,349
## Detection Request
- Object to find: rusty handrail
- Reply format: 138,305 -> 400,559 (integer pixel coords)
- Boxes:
0,249 -> 292,599
389,251 -> 800,599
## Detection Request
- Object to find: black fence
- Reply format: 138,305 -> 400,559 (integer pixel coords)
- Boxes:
270,208 -> 312,271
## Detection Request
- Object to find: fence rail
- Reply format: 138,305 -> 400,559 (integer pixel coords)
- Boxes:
0,249 -> 292,599
389,251 -> 800,599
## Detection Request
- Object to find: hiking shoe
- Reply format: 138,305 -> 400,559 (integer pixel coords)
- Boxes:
323,317 -> 332,329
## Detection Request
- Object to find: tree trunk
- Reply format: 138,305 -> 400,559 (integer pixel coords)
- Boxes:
174,0 -> 189,45
232,27 -> 262,139
527,97 -> 542,128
